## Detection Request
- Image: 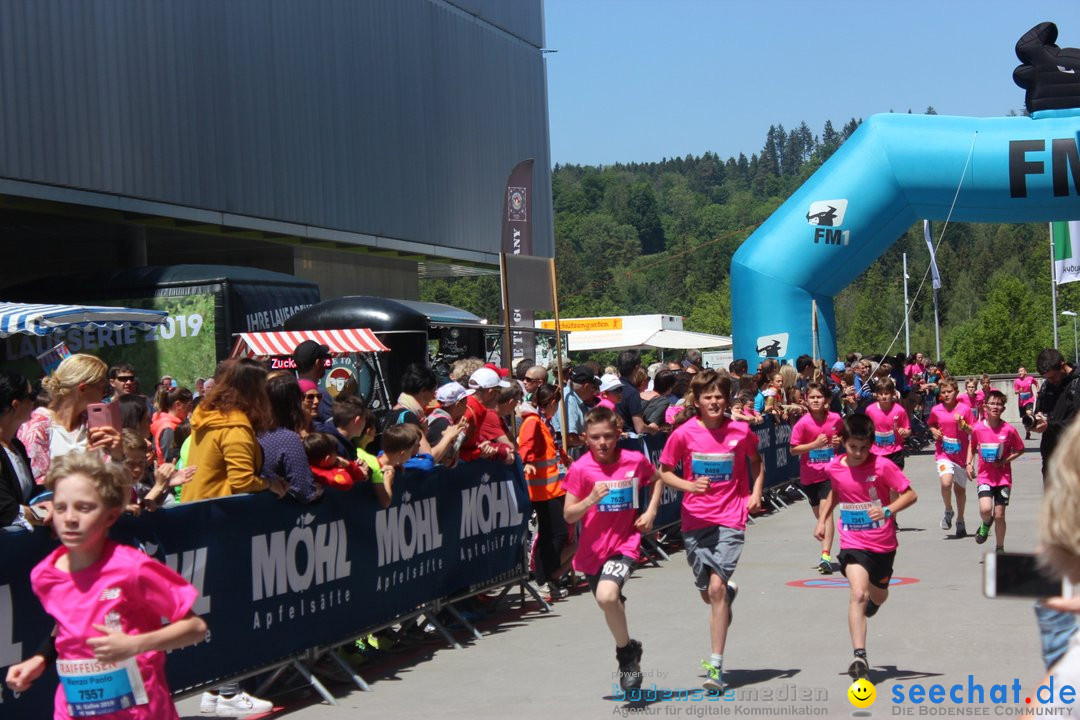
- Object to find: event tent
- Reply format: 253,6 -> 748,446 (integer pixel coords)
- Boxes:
536,314 -> 732,353
0,302 -> 168,338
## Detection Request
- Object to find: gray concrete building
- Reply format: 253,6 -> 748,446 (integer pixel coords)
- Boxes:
0,0 -> 552,299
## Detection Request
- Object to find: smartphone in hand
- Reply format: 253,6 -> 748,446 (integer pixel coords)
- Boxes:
984,552 -> 1074,598
86,402 -> 121,433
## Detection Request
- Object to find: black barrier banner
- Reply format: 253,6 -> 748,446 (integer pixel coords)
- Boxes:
752,415 -> 801,489
0,461 -> 529,719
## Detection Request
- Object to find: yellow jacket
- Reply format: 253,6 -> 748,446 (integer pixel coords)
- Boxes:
181,406 -> 266,501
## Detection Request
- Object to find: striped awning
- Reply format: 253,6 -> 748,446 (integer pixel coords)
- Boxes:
0,302 -> 169,338
231,329 -> 389,358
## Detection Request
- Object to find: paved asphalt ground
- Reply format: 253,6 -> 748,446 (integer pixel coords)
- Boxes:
179,427 -> 1066,720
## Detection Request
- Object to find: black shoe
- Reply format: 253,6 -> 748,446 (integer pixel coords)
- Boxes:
865,600 -> 880,618
616,639 -> 643,691
848,656 -> 870,680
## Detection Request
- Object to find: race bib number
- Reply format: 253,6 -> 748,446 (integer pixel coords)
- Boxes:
57,658 -> 148,717
808,447 -> 834,464
942,436 -> 962,455
596,477 -> 639,513
691,452 -> 734,483
979,443 -> 1001,463
874,430 -> 895,447
839,502 -> 882,531
1019,392 -> 1033,402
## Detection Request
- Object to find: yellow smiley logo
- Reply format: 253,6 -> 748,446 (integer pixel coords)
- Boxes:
848,678 -> 876,708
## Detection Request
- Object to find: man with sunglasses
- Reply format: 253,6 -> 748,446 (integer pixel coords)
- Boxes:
1033,348 -> 1080,480
107,363 -> 139,400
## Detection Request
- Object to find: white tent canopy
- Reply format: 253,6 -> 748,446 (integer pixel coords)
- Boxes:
536,314 -> 732,353
0,302 -> 168,338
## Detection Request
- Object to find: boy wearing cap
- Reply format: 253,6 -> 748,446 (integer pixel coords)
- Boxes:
461,368 -> 515,464
427,382 -> 470,466
294,340 -> 333,422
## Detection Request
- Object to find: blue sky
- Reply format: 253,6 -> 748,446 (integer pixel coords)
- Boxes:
543,0 -> 1078,166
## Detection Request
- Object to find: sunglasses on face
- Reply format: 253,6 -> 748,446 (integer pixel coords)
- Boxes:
303,393 -> 321,401
115,376 -> 136,383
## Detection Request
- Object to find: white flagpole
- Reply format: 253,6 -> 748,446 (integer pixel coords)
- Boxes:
1051,222 -> 1060,349
902,253 -> 911,356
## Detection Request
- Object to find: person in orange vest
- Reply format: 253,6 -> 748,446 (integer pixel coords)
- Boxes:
519,382 -> 575,601
150,386 -> 193,464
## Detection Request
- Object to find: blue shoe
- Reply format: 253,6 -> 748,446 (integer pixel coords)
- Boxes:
701,660 -> 724,692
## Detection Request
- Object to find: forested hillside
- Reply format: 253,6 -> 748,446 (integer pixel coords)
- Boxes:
421,111 -> 1080,374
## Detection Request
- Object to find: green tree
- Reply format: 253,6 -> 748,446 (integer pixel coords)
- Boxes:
946,274 -> 1052,374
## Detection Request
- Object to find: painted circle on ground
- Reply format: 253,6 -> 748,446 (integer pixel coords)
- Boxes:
786,576 -> 919,589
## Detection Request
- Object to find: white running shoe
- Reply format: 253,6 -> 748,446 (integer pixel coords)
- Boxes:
214,691 -> 273,717
200,692 -> 218,714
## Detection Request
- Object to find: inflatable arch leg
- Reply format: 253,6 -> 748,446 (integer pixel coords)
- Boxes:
730,109 -> 1080,364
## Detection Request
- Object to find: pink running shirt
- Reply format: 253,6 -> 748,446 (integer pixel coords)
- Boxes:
660,418 -> 759,532
864,402 -> 910,456
564,449 -> 656,575
970,421 -> 1023,487
31,540 -> 198,720
927,402 -> 974,463
1014,376 -> 1036,407
826,454 -> 910,553
789,411 -> 844,485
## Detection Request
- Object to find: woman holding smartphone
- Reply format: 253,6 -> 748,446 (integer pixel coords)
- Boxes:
17,353 -> 121,483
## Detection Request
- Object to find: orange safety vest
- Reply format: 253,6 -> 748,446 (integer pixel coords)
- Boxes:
517,413 -> 567,502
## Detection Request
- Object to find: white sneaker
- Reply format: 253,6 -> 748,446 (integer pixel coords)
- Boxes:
200,692 -> 218,714
214,691 -> 273,717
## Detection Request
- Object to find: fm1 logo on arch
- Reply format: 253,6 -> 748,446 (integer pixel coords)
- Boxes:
806,198 -> 850,246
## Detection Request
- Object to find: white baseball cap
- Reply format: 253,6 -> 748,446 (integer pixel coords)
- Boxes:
436,381 -> 471,405
469,367 -> 511,390
598,373 -> 623,393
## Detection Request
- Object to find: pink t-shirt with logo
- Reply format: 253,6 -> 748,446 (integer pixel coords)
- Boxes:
1014,376 -> 1036,407
660,418 -> 759,532
564,449 -> 656,575
927,402 -> 974,463
970,420 -> 1024,487
31,541 -> 198,720
790,411 -> 844,485
864,402 -> 910,455
826,454 -> 910,553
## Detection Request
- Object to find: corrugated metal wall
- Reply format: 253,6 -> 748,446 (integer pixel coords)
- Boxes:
0,0 -> 552,258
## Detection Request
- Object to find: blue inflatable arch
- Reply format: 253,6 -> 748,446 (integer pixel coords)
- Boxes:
730,22 -> 1080,364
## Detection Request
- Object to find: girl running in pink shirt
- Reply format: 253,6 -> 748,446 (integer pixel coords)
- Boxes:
5,452 -> 207,719
789,382 -> 843,574
864,378 -> 910,469
926,378 -> 975,538
1014,366 -> 1038,440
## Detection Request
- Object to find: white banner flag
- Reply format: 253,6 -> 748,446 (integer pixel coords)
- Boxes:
1053,221 -> 1080,285
923,220 -> 941,290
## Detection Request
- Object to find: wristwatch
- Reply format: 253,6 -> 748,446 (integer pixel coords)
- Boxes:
883,507 -> 893,520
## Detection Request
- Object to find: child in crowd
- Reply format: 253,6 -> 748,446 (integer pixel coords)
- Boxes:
4,452 -> 208,719
960,378 -> 984,420
966,390 -> 1024,551
730,391 -> 763,425
378,423 -> 423,501
596,374 -> 623,411
303,432 -> 368,490
659,370 -> 764,692
865,377 -> 910,469
789,382 -> 844,574
926,378 -> 974,538
354,409 -> 390,508
120,429 -> 193,513
563,407 -> 663,691
816,413 -> 917,681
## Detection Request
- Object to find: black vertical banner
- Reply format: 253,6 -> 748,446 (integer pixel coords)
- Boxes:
501,159 -> 535,364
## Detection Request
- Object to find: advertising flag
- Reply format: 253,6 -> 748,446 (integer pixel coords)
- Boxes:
500,159 -> 536,361
1053,221 -> 1080,285
923,220 -> 942,290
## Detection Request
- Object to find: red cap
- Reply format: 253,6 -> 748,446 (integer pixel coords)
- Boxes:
484,362 -> 511,379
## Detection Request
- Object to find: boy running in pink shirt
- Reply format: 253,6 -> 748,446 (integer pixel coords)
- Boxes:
789,381 -> 844,573
864,377 -> 910,469
5,452 -> 207,720
1014,366 -> 1038,440
966,390 -> 1024,551
563,407 -> 663,692
816,413 -> 917,681
659,370 -> 763,692
926,378 -> 975,538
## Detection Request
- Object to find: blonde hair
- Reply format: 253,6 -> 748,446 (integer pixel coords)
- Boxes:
44,452 -> 128,509
42,354 -> 107,405
449,358 -> 485,385
1041,419 -> 1080,581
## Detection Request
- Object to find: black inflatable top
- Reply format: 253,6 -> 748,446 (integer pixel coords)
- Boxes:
1014,22 -> 1080,114
282,296 -> 482,333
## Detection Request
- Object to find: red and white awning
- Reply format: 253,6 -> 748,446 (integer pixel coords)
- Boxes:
231,329 -> 388,358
